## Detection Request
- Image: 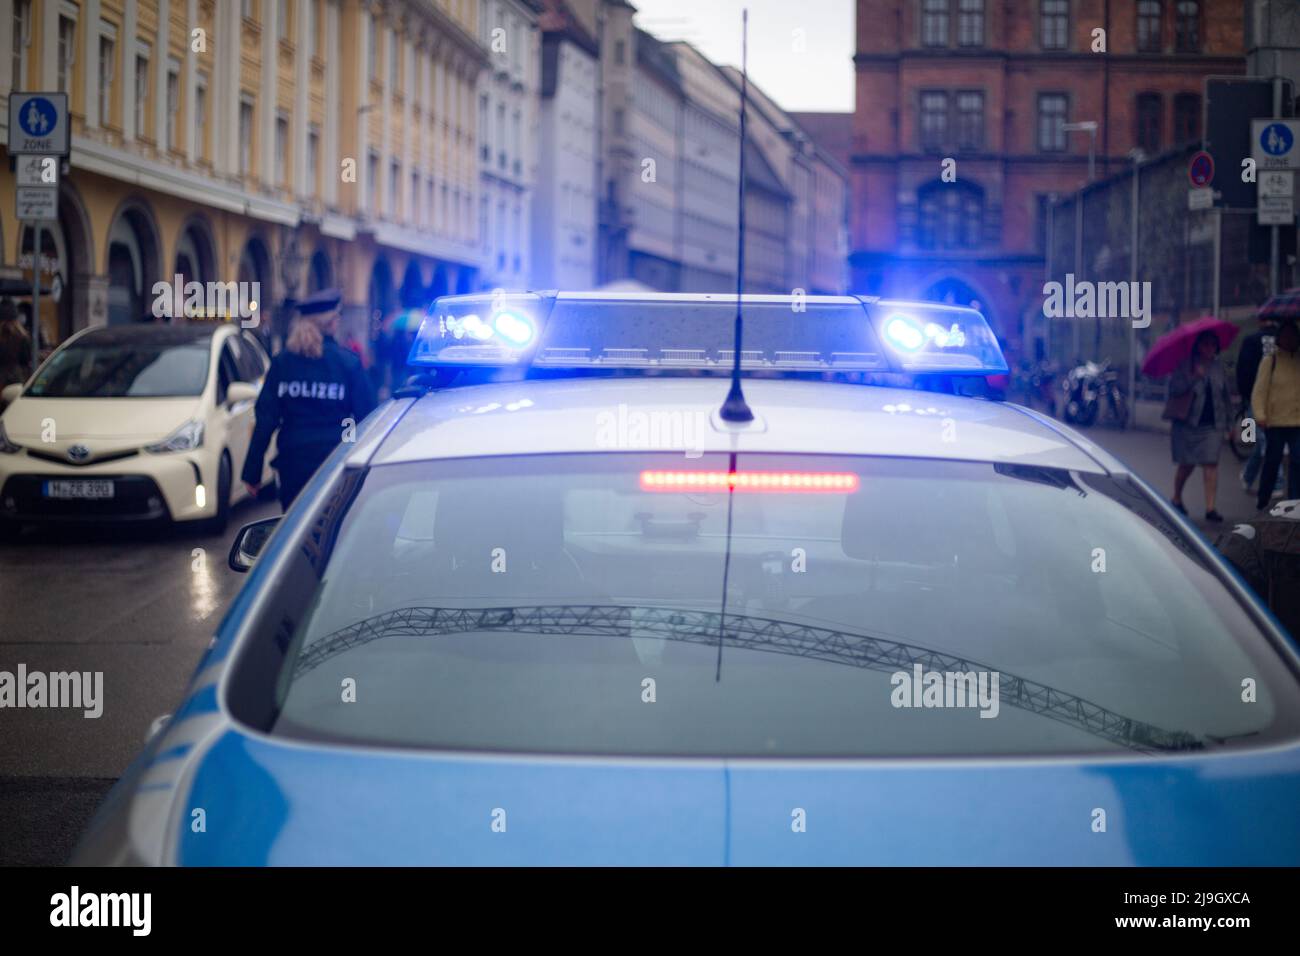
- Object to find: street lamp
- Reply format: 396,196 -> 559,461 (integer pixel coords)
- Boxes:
1062,121 -> 1098,182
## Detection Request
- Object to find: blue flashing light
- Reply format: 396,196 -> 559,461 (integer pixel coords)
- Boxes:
883,315 -> 925,352
493,311 -> 536,347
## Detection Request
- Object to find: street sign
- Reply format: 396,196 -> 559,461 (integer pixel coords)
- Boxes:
15,187 -> 57,221
1206,77 -> 1294,210
7,92 -> 70,156
1252,119 -> 1300,169
16,154 -> 59,187
1189,151 -> 1215,187
1260,169 -> 1294,198
1259,196 -> 1295,225
1189,187 -> 1214,210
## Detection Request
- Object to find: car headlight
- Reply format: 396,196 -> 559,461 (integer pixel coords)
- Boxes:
145,420 -> 205,453
0,419 -> 20,455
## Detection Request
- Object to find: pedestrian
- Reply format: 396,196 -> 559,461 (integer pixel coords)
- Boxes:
1168,329 -> 1234,522
0,297 -> 31,391
1251,318 -> 1300,514
1237,314 -> 1281,495
241,288 -> 377,512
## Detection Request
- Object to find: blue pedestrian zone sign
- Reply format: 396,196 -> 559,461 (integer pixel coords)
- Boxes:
1262,123 -> 1294,156
7,92 -> 70,156
1253,119 -> 1300,170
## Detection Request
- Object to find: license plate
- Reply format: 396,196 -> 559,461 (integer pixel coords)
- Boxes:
43,480 -> 115,500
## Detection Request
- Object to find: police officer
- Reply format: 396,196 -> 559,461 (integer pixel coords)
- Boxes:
242,288 -> 377,510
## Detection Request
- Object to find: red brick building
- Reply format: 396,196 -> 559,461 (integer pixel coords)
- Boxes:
850,0 -> 1245,354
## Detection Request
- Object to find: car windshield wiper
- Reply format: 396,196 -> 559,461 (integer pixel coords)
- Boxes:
293,603 -> 1205,754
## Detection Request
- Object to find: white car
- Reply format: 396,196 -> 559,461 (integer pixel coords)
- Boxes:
0,322 -> 274,537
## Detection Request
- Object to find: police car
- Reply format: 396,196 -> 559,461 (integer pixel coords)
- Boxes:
0,323 -> 274,536
74,293 -> 1300,865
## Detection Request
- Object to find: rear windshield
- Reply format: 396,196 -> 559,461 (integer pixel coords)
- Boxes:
27,338 -> 211,397
228,453 -> 1300,758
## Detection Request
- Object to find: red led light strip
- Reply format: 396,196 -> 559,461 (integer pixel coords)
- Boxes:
639,471 -> 860,493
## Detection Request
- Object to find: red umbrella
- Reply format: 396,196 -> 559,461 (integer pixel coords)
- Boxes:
1140,316 -> 1240,379
1260,288 -> 1300,321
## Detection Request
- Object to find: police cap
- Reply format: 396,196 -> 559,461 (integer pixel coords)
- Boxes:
296,288 -> 343,316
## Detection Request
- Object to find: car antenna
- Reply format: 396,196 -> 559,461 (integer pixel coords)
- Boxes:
719,7 -> 754,424
716,9 -> 751,685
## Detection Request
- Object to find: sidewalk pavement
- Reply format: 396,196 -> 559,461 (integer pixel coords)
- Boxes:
1076,421 -> 1277,536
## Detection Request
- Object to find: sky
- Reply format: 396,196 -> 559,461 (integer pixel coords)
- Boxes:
630,0 -> 855,113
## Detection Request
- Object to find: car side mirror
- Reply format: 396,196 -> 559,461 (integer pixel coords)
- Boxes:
225,381 -> 259,408
1,384 -> 22,404
228,516 -> 280,572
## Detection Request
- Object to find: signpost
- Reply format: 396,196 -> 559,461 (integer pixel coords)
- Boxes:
8,92 -> 70,376
1259,169 -> 1295,226
1189,150 -> 1215,187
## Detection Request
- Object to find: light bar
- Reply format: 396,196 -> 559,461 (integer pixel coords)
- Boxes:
640,470 -> 861,493
871,299 -> 1007,374
407,292 -> 1008,377
407,292 -> 549,366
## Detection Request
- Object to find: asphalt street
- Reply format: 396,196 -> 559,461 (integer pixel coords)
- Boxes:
0,495 -> 277,865
0,422 -> 1283,865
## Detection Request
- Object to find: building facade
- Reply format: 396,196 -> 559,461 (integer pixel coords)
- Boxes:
0,0 -> 487,359
476,0 -> 540,291
533,0 -> 598,289
851,0 -> 1245,354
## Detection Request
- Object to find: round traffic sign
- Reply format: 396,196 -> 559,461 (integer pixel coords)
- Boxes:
1189,151 -> 1215,187
1260,122 -> 1295,157
17,97 -> 59,138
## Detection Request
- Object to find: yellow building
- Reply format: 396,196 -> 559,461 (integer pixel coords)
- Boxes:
0,0 -> 488,353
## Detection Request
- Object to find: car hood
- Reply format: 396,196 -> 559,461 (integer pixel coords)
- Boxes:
150,728 -> 1300,865
2,397 -> 201,443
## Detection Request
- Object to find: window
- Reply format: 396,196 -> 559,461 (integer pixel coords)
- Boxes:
278,0 -> 290,41
242,0 -> 255,19
411,170 -> 420,222
388,32 -> 398,90
98,36 -> 115,125
307,125 -> 320,194
1040,0 -> 1068,50
367,151 -> 380,211
1037,93 -> 1067,151
136,55 -> 151,139
389,160 -> 400,215
1176,0 -> 1200,52
1174,93 -> 1200,144
275,114 -> 289,186
922,0 -> 948,47
195,78 -> 208,159
368,15 -> 379,80
12,1 -> 32,92
239,97 -> 255,175
480,94 -> 490,160
918,181 -> 984,249
307,0 -> 318,57
615,39 -> 625,65
1136,92 -> 1162,154
957,0 -> 984,47
956,91 -> 984,149
920,91 -> 948,151
57,16 -> 77,93
1137,0 -> 1162,53
166,66 -> 181,150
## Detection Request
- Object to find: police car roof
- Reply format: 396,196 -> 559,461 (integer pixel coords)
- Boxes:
368,376 -> 1115,474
